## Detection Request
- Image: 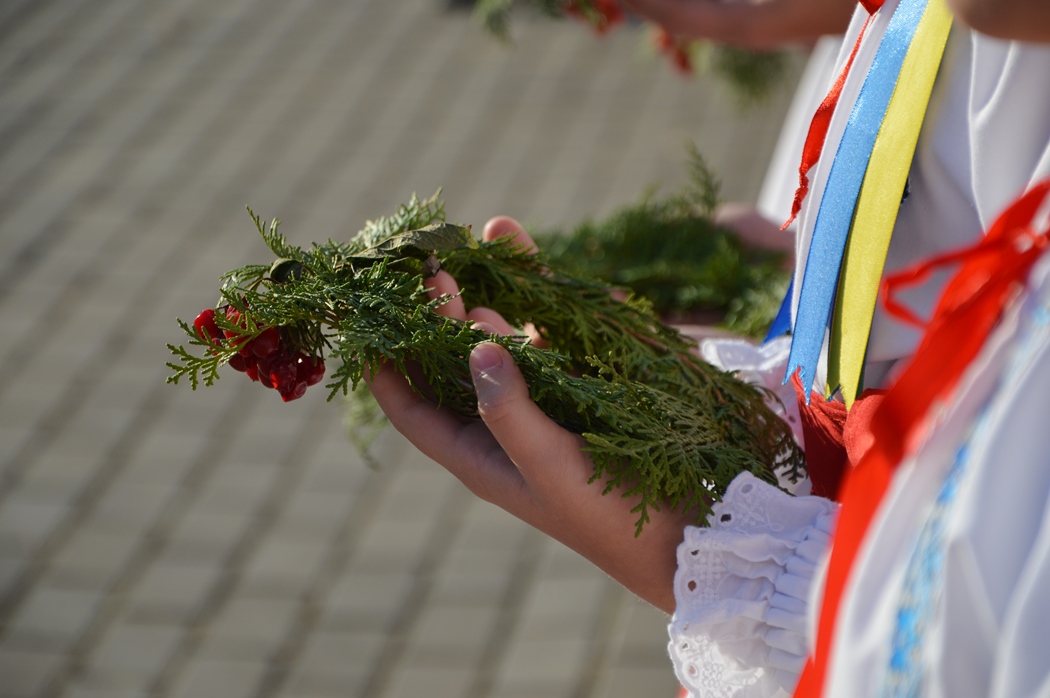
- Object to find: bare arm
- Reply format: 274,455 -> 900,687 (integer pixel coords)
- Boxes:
622,0 -> 856,50
946,0 -> 1050,41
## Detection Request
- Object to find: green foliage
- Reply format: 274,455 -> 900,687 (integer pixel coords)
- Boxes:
535,147 -> 790,337
168,195 -> 804,531
352,191 -> 447,250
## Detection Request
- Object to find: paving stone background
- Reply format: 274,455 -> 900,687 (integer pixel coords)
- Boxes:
0,1 -> 802,696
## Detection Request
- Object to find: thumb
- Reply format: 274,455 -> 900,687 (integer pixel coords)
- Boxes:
469,343 -> 580,473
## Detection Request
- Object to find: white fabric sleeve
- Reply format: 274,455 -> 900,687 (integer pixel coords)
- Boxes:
668,473 -> 838,698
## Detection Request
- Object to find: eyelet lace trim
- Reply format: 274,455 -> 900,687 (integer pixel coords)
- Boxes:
669,473 -> 838,698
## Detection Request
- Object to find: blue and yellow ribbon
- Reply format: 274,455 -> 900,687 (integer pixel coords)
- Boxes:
828,0 -> 953,407
785,0 -> 952,401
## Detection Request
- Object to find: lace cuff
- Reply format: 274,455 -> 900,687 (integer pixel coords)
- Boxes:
668,473 -> 838,698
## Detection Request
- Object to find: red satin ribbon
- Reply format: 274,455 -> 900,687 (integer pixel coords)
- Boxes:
782,7 -> 880,230
793,178 -> 1050,698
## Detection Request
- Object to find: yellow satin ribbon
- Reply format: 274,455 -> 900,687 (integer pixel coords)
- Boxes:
827,0 -> 953,408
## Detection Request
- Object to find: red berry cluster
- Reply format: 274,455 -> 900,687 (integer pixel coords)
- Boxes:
566,0 -> 626,35
193,307 -> 326,402
654,27 -> 694,74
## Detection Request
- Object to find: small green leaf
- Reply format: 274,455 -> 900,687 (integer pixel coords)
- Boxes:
269,258 -> 304,283
354,223 -> 477,261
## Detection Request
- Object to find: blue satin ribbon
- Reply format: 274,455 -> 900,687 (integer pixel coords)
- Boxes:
764,276 -> 794,343
785,0 -> 931,397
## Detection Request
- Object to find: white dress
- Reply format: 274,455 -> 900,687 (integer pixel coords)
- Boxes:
671,235 -> 1050,698
668,4 -> 1050,695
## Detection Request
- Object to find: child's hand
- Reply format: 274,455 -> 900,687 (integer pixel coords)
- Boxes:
715,203 -> 795,259
367,217 -> 695,613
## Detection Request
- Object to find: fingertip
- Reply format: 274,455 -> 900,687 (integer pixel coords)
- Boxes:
482,215 -> 524,241
482,216 -> 538,253
468,343 -> 583,480
424,269 -> 459,297
469,341 -> 523,411
424,270 -> 467,319
469,341 -> 507,378
466,307 -> 517,336
520,322 -> 548,349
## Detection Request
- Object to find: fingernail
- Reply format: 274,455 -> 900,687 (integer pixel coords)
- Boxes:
470,343 -> 503,378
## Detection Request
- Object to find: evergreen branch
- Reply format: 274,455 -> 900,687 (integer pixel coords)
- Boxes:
534,147 -> 790,336
685,142 -> 720,217
165,319 -> 234,389
351,191 -> 445,252
168,198 -> 805,531
247,206 -> 299,261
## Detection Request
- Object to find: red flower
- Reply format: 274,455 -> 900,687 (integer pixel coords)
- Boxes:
193,308 -> 223,346
297,355 -> 326,387
202,305 -> 322,402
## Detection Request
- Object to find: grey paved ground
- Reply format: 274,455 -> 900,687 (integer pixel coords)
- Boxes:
0,1 -> 800,696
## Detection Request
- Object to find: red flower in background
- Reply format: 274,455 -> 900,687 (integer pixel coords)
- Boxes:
566,0 -> 626,34
654,27 -> 694,74
560,3 -> 694,74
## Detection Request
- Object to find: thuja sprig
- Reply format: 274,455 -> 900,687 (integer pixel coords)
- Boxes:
535,145 -> 790,336
168,196 -> 804,531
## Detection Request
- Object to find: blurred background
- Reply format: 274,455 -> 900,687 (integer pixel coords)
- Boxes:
0,1 -> 803,696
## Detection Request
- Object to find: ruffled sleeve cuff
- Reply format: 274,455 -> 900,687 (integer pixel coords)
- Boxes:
668,472 -> 838,698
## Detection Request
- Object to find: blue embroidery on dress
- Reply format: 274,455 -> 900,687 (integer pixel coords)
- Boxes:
880,288 -> 1050,696
881,438 -> 972,697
